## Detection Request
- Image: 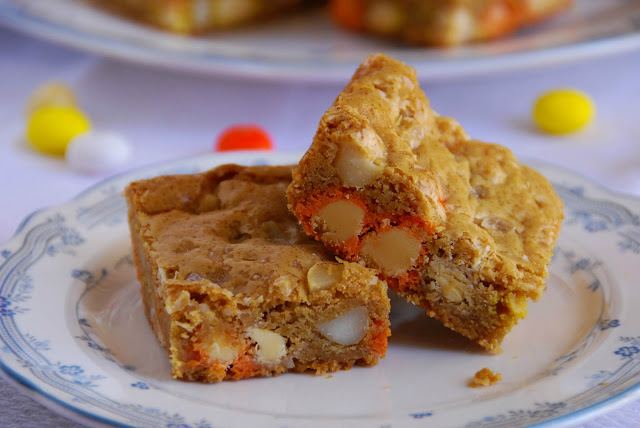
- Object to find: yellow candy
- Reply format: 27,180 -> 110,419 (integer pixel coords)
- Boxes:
26,106 -> 91,156
25,81 -> 77,117
533,89 -> 595,135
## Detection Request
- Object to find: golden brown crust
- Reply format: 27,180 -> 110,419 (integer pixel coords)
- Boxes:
126,164 -> 390,382
287,54 -> 564,352
329,0 -> 574,46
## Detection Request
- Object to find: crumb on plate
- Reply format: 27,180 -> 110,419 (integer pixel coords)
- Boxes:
469,368 -> 502,387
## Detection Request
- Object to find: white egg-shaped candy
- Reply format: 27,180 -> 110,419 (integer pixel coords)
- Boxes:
66,131 -> 132,174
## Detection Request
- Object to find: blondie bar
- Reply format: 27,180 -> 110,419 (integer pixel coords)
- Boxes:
125,164 -> 390,382
287,54 -> 564,352
91,0 -> 307,34
329,0 -> 573,46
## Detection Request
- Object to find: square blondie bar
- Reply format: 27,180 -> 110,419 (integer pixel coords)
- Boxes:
287,54 -> 564,352
125,164 -> 390,382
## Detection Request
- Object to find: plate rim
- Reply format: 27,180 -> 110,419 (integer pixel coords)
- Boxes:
1,152 -> 640,427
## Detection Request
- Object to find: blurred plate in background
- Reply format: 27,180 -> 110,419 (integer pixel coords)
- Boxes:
0,0 -> 639,83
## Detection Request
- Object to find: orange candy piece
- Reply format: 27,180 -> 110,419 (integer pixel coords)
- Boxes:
215,125 -> 274,152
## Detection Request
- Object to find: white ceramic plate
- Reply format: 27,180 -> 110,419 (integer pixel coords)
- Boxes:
1,0 -> 640,83
1,152 -> 640,427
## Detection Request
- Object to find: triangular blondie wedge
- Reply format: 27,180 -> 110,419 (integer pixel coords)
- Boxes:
287,54 -> 563,352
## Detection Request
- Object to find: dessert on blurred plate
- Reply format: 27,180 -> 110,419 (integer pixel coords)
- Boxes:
329,0 -> 573,45
90,0 -> 312,34
287,53 -> 564,352
89,0 -> 573,45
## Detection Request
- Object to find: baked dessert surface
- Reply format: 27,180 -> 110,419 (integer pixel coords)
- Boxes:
90,0 -> 308,34
329,0 -> 573,46
287,53 -> 564,352
125,164 -> 390,382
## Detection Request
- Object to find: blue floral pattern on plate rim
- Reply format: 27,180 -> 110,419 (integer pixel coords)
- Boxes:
0,151 -> 639,428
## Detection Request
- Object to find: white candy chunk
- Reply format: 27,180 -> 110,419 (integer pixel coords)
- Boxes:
361,229 -> 421,277
206,334 -> 238,363
316,306 -> 370,346
248,328 -> 286,364
66,131 -> 132,174
335,128 -> 386,187
307,262 -> 344,292
314,200 -> 365,244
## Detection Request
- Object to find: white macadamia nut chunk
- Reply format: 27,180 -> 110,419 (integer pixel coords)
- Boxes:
362,229 -> 421,276
248,328 -> 287,364
307,262 -> 344,292
335,128 -> 387,187
316,306 -> 370,346
313,200 -> 365,244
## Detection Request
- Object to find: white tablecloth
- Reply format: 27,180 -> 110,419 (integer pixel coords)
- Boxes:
1,26 -> 640,427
